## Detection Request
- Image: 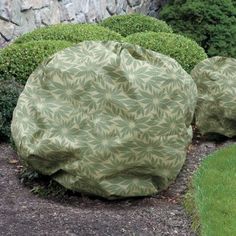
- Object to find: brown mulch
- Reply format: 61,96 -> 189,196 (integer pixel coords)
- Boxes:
0,138 -> 235,236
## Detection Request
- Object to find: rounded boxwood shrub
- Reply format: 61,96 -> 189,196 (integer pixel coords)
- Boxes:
125,32 -> 207,72
0,80 -> 23,141
0,40 -> 73,85
14,24 -> 123,44
159,0 -> 236,58
100,13 -> 173,37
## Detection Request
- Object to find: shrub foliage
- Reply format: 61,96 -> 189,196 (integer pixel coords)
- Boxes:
100,13 -> 173,37
0,80 -> 23,141
0,40 -> 73,85
125,32 -> 207,72
14,24 -> 123,44
159,0 -> 236,58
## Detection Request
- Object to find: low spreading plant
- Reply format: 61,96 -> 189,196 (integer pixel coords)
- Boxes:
159,0 -> 236,58
100,13 -> 173,37
0,40 -> 73,85
0,80 -> 23,141
14,23 -> 123,44
20,169 -> 68,198
185,145 -> 236,235
125,32 -> 207,72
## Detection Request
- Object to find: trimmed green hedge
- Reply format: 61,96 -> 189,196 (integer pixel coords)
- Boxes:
0,80 -> 23,141
125,32 -> 207,72
14,24 -> 123,44
0,40 -> 73,85
159,0 -> 236,58
100,13 -> 173,37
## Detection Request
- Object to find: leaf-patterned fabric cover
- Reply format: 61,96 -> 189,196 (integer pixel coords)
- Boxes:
191,57 -> 236,137
12,41 -> 197,199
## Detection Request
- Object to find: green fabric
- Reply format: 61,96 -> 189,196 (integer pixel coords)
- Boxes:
12,41 -> 197,199
191,56 -> 236,137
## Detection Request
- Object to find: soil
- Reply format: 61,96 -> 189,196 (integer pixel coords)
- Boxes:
0,138 -> 235,236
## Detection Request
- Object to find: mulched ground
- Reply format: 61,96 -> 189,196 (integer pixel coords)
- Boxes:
0,138 -> 235,236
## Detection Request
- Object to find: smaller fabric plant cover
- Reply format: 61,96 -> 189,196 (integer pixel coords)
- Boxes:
12,41 -> 197,199
191,56 -> 236,137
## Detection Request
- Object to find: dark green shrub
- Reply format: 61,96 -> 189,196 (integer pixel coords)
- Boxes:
100,13 -> 173,37
0,80 -> 23,142
125,32 -> 207,72
0,40 -> 73,85
14,24 -> 123,44
159,0 -> 236,58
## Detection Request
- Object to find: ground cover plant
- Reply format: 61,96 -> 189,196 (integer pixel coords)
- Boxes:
185,144 -> 236,236
125,32 -> 207,73
14,24 -> 123,44
0,40 -> 73,85
19,169 -> 68,198
100,13 -> 173,37
159,0 -> 236,58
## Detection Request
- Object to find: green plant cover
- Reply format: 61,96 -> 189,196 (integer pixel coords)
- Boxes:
100,13 -> 173,37
12,41 -> 197,199
191,56 -> 236,137
125,32 -> 207,73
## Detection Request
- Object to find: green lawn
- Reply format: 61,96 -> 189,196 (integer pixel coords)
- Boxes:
185,144 -> 236,236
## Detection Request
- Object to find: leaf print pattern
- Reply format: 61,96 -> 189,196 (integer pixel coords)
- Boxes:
11,41 -> 197,199
191,56 -> 236,137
